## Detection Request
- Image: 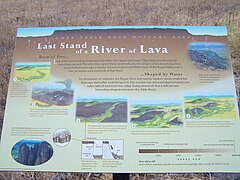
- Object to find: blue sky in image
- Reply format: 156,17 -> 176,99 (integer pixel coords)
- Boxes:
15,62 -> 51,66
185,95 -> 233,98
131,100 -> 182,106
17,26 -> 227,37
76,98 -> 127,102
33,84 -> 67,90
16,139 -> 45,144
188,42 -> 226,50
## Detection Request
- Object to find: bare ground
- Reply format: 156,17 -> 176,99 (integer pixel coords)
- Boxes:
0,0 -> 240,179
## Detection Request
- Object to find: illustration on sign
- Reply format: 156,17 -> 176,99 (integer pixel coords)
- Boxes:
0,26 -> 239,173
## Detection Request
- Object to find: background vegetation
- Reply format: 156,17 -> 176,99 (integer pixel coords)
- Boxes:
0,0 -> 239,179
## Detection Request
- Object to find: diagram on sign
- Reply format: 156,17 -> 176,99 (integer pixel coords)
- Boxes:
184,95 -> 237,119
82,140 -> 124,160
75,98 -> 128,123
13,62 -> 51,82
130,101 -> 183,128
31,80 -> 74,107
53,128 -> 71,147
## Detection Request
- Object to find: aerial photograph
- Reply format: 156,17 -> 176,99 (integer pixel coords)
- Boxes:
188,42 -> 229,70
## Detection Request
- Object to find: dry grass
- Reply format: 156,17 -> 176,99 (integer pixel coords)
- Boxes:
0,0 -> 240,179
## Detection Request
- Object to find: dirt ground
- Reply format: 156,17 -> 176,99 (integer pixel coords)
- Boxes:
0,0 -> 240,179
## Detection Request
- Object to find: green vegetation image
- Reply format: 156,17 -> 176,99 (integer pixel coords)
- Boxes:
76,99 -> 127,123
14,62 -> 51,82
184,95 -> 237,119
130,102 -> 183,128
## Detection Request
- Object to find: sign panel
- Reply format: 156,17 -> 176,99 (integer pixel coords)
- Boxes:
0,26 -> 239,172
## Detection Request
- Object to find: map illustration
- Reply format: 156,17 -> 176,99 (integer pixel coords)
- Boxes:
14,62 -> 51,82
188,42 -> 229,70
76,99 -> 128,123
184,95 -> 237,119
130,102 -> 183,128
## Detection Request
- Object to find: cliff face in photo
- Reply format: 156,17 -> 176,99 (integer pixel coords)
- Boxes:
35,142 -> 53,165
18,144 -> 29,165
17,141 -> 53,166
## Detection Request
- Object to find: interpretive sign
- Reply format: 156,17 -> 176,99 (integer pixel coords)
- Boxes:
0,26 -> 239,172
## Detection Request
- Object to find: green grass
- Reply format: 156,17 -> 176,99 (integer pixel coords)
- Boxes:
77,102 -> 121,123
131,104 -> 183,128
14,66 -> 50,82
185,96 -> 237,119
